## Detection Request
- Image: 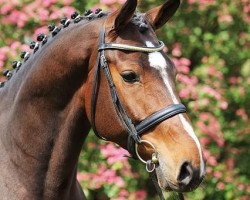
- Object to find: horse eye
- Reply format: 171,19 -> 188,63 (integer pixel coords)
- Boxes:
121,71 -> 139,83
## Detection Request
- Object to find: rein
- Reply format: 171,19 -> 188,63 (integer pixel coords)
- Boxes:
90,25 -> 187,199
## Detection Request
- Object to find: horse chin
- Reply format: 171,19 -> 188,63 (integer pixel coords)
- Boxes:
155,164 -> 178,192
154,157 -> 202,193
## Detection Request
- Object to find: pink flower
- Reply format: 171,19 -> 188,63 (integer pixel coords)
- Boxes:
41,0 -> 58,7
218,14 -> 233,23
239,86 -> 245,95
179,58 -> 191,66
37,8 -> 49,21
179,88 -> 190,98
217,182 -> 225,190
134,190 -> 147,199
202,86 -> 221,100
187,0 -> 196,3
0,47 -> 8,62
172,43 -> 182,57
21,44 -> 29,52
118,0 -> 126,3
226,158 -> 235,169
207,66 -> 216,75
247,77 -> 250,84
225,177 -> 232,183
200,137 -> 210,145
100,143 -> 128,164
178,74 -> 197,85
4,9 -> 29,28
206,166 -> 212,174
220,101 -> 228,110
0,4 -> 13,14
214,171 -> 222,179
119,189 -> 129,197
241,196 -> 249,200
77,173 -> 88,181
50,10 -> 63,20
10,41 -> 21,50
228,76 -> 239,84
238,184 -> 245,191
207,155 -> 217,166
203,149 -> 217,166
60,6 -> 75,17
163,46 -> 168,53
200,98 -> 209,106
236,109 -> 248,121
0,61 -> 4,68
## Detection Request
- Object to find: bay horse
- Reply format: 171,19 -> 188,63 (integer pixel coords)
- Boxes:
0,0 -> 205,199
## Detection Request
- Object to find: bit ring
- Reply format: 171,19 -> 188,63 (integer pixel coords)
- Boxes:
135,140 -> 157,164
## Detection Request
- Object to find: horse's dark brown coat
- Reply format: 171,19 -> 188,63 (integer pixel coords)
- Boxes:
0,0 -> 204,199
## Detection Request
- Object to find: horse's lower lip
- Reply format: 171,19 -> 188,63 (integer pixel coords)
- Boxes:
161,179 -> 198,193
155,164 -> 203,193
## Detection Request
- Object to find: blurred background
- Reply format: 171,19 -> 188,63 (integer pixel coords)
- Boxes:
0,0 -> 249,199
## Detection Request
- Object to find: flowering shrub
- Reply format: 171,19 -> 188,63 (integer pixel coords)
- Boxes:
0,0 -> 249,199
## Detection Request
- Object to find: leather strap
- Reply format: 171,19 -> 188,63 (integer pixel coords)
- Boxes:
99,41 -> 164,52
149,171 -> 165,200
90,25 -> 107,140
136,104 -> 186,135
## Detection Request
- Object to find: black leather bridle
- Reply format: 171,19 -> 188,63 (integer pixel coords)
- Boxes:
90,25 -> 187,158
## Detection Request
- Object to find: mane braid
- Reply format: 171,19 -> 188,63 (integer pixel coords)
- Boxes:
131,12 -> 149,32
0,9 -> 108,89
0,10 -> 148,89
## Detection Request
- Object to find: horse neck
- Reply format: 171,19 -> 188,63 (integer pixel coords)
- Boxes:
0,20 -> 102,198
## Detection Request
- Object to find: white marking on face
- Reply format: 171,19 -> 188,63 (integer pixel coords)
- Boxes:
146,41 -> 204,177
146,42 -> 178,104
179,114 -> 205,176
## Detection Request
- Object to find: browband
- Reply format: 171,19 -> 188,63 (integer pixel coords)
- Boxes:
98,41 -> 164,53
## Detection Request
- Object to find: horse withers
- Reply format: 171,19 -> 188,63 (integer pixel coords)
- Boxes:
0,0 -> 205,199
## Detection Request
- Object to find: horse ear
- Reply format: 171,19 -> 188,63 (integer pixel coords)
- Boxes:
106,0 -> 137,33
145,0 -> 180,30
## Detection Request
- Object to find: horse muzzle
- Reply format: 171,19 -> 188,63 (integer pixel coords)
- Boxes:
155,155 -> 205,192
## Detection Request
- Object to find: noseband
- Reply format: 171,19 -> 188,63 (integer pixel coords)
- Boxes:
91,25 -> 186,158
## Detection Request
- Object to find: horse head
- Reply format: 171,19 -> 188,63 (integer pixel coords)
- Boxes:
85,0 -> 205,193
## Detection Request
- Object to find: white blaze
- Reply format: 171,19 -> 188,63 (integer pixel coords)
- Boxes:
146,41 -> 204,176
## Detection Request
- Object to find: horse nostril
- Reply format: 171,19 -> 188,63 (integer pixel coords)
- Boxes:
177,162 -> 193,186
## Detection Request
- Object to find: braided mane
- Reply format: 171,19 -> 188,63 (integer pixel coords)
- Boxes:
0,9 -> 148,88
